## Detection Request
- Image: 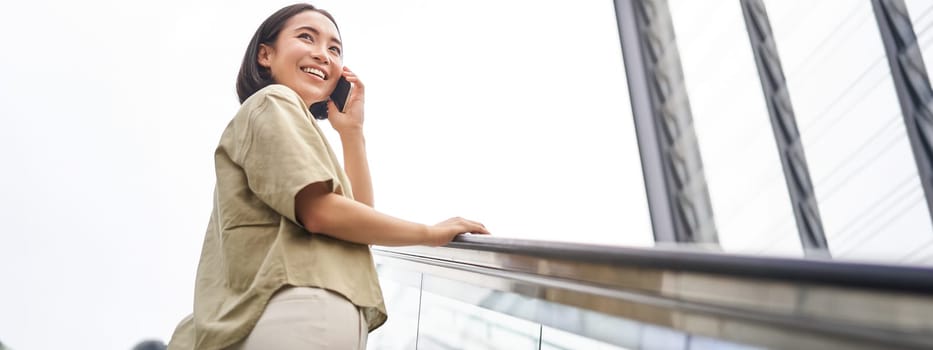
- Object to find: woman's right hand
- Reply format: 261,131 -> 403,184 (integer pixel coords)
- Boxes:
423,217 -> 490,246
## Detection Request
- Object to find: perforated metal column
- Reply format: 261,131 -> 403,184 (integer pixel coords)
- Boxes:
873,0 -> 933,227
614,0 -> 718,243
741,0 -> 830,257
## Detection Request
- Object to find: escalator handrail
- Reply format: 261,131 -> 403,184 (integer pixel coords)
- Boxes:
413,234 -> 933,294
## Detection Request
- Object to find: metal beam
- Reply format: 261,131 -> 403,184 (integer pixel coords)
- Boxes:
613,0 -> 718,243
872,0 -> 933,228
740,0 -> 830,257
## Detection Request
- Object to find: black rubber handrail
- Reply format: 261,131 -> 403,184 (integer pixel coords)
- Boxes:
434,234 -> 933,294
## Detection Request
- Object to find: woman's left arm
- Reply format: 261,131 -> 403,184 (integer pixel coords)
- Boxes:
340,129 -> 373,207
328,67 -> 374,207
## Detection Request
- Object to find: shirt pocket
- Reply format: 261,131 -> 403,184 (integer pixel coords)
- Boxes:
220,222 -> 279,291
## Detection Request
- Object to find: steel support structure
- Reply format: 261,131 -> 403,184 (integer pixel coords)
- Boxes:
613,0 -> 718,243
740,0 -> 830,257
873,0 -> 933,226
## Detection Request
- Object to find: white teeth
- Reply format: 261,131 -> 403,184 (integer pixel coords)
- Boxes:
302,67 -> 326,79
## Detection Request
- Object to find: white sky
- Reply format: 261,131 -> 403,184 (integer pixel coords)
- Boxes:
669,0 -> 933,261
2,0 -> 932,349
0,0 -> 649,348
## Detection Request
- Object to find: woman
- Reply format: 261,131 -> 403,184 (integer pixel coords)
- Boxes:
167,3 -> 489,349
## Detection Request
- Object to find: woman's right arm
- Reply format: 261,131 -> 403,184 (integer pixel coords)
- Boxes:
295,181 -> 489,247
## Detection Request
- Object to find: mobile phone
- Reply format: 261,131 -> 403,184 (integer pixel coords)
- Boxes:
331,75 -> 352,113
309,76 -> 352,120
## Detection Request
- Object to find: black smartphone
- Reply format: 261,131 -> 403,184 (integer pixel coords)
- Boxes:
310,76 -> 351,120
331,75 -> 352,113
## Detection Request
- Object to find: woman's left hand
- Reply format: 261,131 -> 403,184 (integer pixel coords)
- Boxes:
327,67 -> 365,135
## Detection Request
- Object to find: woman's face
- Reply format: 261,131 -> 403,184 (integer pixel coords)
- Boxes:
258,11 -> 343,107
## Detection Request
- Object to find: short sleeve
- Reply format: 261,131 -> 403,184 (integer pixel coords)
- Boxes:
235,89 -> 339,225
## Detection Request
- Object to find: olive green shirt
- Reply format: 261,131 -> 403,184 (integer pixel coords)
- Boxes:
168,84 -> 387,350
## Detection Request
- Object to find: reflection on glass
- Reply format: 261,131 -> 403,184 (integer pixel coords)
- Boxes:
668,0 -> 801,256
640,326 -> 694,350
372,263 -> 768,350
541,323 -> 761,350
689,335 -> 766,350
541,325 -> 631,350
367,266 -> 421,350
765,0 -> 933,264
536,305 -> 644,348
421,274 -> 648,349
417,291 -> 540,350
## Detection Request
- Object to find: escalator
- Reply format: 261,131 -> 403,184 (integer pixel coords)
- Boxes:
368,235 -> 933,349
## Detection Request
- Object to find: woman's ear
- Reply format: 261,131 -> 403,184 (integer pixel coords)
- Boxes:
257,43 -> 274,68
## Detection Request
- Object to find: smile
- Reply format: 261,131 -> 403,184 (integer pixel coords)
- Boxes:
301,67 -> 326,80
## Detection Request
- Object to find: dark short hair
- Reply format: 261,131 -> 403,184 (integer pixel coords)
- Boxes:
236,3 -> 340,104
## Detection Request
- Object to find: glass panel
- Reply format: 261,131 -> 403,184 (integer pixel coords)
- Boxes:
540,324 -> 761,350
417,292 -> 540,350
540,325 -> 631,350
668,0 -> 802,256
638,326 -> 688,350
321,0 -> 653,247
374,264 -> 768,350
763,0 -> 933,264
367,265 -> 422,350
538,307 -> 643,349
688,335 -> 766,350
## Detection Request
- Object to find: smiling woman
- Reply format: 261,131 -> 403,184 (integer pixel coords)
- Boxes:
166,3 -> 489,350
236,7 -> 343,107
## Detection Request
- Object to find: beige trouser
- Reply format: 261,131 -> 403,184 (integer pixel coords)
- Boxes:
228,287 -> 368,350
